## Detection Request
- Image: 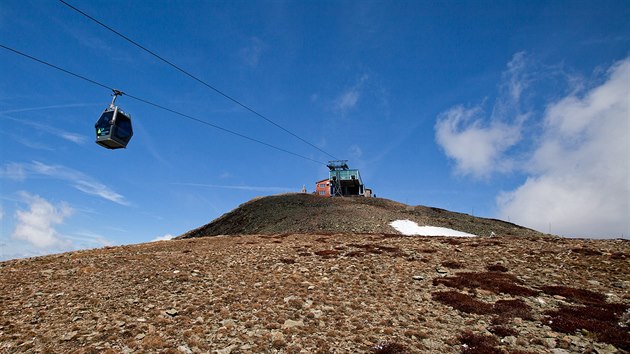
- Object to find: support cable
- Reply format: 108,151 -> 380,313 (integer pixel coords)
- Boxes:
58,0 -> 338,160
0,44 -> 327,166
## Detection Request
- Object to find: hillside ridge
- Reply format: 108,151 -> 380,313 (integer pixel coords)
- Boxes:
178,193 -> 543,239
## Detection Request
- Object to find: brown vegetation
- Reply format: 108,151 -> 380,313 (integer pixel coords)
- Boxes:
458,330 -> 501,354
433,271 -> 539,297
544,304 -> 630,350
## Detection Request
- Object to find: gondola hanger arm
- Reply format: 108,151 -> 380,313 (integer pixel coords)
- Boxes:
110,89 -> 124,108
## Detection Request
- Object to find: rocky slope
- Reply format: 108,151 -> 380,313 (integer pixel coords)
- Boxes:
178,194 -> 543,239
1,232 -> 628,353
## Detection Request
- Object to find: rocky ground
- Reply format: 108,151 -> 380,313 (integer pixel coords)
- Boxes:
1,233 -> 628,353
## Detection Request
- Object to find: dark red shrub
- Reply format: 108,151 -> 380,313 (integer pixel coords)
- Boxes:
458,330 -> 501,354
543,304 -> 630,350
488,325 -> 517,337
372,342 -> 408,354
432,291 -> 494,315
610,252 -> 628,260
570,248 -> 602,256
314,250 -> 339,258
441,261 -> 465,269
540,285 -> 606,305
493,299 -> 533,320
486,264 -> 508,272
433,272 -> 538,297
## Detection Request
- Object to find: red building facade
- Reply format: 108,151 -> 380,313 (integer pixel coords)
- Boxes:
315,179 -> 331,197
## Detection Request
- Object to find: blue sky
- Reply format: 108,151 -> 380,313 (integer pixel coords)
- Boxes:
1,0 -> 628,260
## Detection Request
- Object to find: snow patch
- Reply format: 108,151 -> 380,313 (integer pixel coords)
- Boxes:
389,220 -> 477,237
151,234 -> 174,242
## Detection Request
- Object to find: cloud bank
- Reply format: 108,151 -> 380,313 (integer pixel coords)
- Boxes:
497,58 -> 629,238
12,192 -> 73,248
435,54 -> 629,237
1,193 -> 114,261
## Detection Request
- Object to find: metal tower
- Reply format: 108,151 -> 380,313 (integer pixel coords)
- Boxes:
327,160 -> 349,197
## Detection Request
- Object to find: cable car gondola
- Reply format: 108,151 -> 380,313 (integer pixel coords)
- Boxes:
95,90 -> 133,149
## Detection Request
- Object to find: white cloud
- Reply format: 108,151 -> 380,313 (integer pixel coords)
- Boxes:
59,132 -> 86,144
334,74 -> 369,115
504,51 -> 529,101
497,58 -> 629,238
0,103 -> 95,115
241,37 -> 265,68
12,192 -> 73,248
0,115 -> 87,145
0,161 -> 129,205
435,53 -> 629,238
435,105 -> 522,178
349,144 -> 363,158
0,162 -> 26,180
435,53 -> 528,178
151,234 -> 174,242
336,90 -> 359,111
2,195 -> 115,261
64,231 -> 112,248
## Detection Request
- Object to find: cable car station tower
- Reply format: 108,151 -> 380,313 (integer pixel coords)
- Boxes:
327,160 -> 365,197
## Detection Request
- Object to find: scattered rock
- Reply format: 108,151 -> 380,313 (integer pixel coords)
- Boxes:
612,281 -> 629,289
310,309 -> 323,318
178,345 -> 193,353
271,331 -> 286,347
220,319 -> 236,328
594,343 -> 619,354
501,336 -> 517,345
61,331 -> 77,341
282,319 -> 304,329
551,349 -> 571,354
435,267 -> 448,274
542,338 -> 557,348
215,344 -> 238,354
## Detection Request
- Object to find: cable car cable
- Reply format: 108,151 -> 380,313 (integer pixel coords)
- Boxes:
57,0 -> 338,161
0,44 -> 327,165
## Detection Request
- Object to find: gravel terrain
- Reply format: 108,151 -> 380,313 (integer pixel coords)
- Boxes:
1,233 -> 628,353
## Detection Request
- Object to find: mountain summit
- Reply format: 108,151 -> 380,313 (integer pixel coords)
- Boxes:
178,193 -> 543,239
